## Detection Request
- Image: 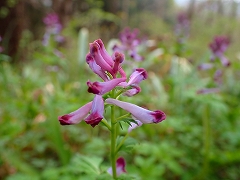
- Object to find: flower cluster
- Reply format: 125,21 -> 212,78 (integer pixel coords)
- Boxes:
58,39 -> 166,177
113,27 -> 144,61
59,39 -> 166,128
42,13 -> 64,46
197,36 -> 230,94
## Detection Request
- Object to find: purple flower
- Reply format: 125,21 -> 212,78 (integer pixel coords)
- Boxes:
85,95 -> 104,127
58,102 -> 92,125
209,36 -> 230,57
129,50 -> 144,61
209,36 -> 230,67
112,51 -> 125,75
122,85 -> 141,97
213,69 -> 223,85
94,39 -> 114,66
198,63 -> 214,71
107,157 -> 127,176
86,53 -> 109,81
42,13 -> 64,46
120,27 -> 140,47
127,68 -> 148,86
90,39 -> 127,78
58,96 -> 105,128
43,13 -> 60,26
219,56 -> 230,67
197,35 -> 231,94
197,88 -> 220,94
90,42 -> 114,75
113,27 -> 144,61
106,98 -> 166,124
175,12 -> 190,42
87,78 -> 126,95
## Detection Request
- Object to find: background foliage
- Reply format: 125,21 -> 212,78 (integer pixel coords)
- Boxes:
0,0 -> 240,179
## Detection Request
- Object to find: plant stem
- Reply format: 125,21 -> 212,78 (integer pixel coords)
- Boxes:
101,119 -> 111,131
202,104 -> 211,176
115,113 -> 131,121
110,104 -> 117,179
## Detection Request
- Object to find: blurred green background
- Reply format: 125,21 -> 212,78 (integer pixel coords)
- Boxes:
0,0 -> 240,179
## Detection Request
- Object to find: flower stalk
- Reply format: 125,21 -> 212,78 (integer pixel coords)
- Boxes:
110,98 -> 117,179
202,104 -> 211,176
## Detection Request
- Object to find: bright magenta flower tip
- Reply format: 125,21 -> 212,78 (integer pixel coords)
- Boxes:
58,102 -> 92,125
113,51 -> 124,63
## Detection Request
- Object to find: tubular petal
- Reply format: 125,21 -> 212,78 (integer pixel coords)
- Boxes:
127,68 -> 148,86
85,95 -> 104,127
86,53 -> 108,81
58,102 -> 92,125
87,78 -> 126,95
106,98 -> 166,124
90,42 -> 114,74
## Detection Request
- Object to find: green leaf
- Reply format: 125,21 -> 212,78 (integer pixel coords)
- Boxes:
117,137 -> 138,153
71,154 -> 103,175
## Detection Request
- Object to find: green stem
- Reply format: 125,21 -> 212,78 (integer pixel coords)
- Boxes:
101,119 -> 111,131
110,104 -> 117,179
202,104 -> 211,176
115,113 -> 131,121
115,90 -> 124,98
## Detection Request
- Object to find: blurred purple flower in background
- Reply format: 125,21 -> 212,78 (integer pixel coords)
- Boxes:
42,13 -> 64,46
175,12 -> 190,43
197,35 -> 230,94
209,35 -> 230,66
113,27 -> 144,61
